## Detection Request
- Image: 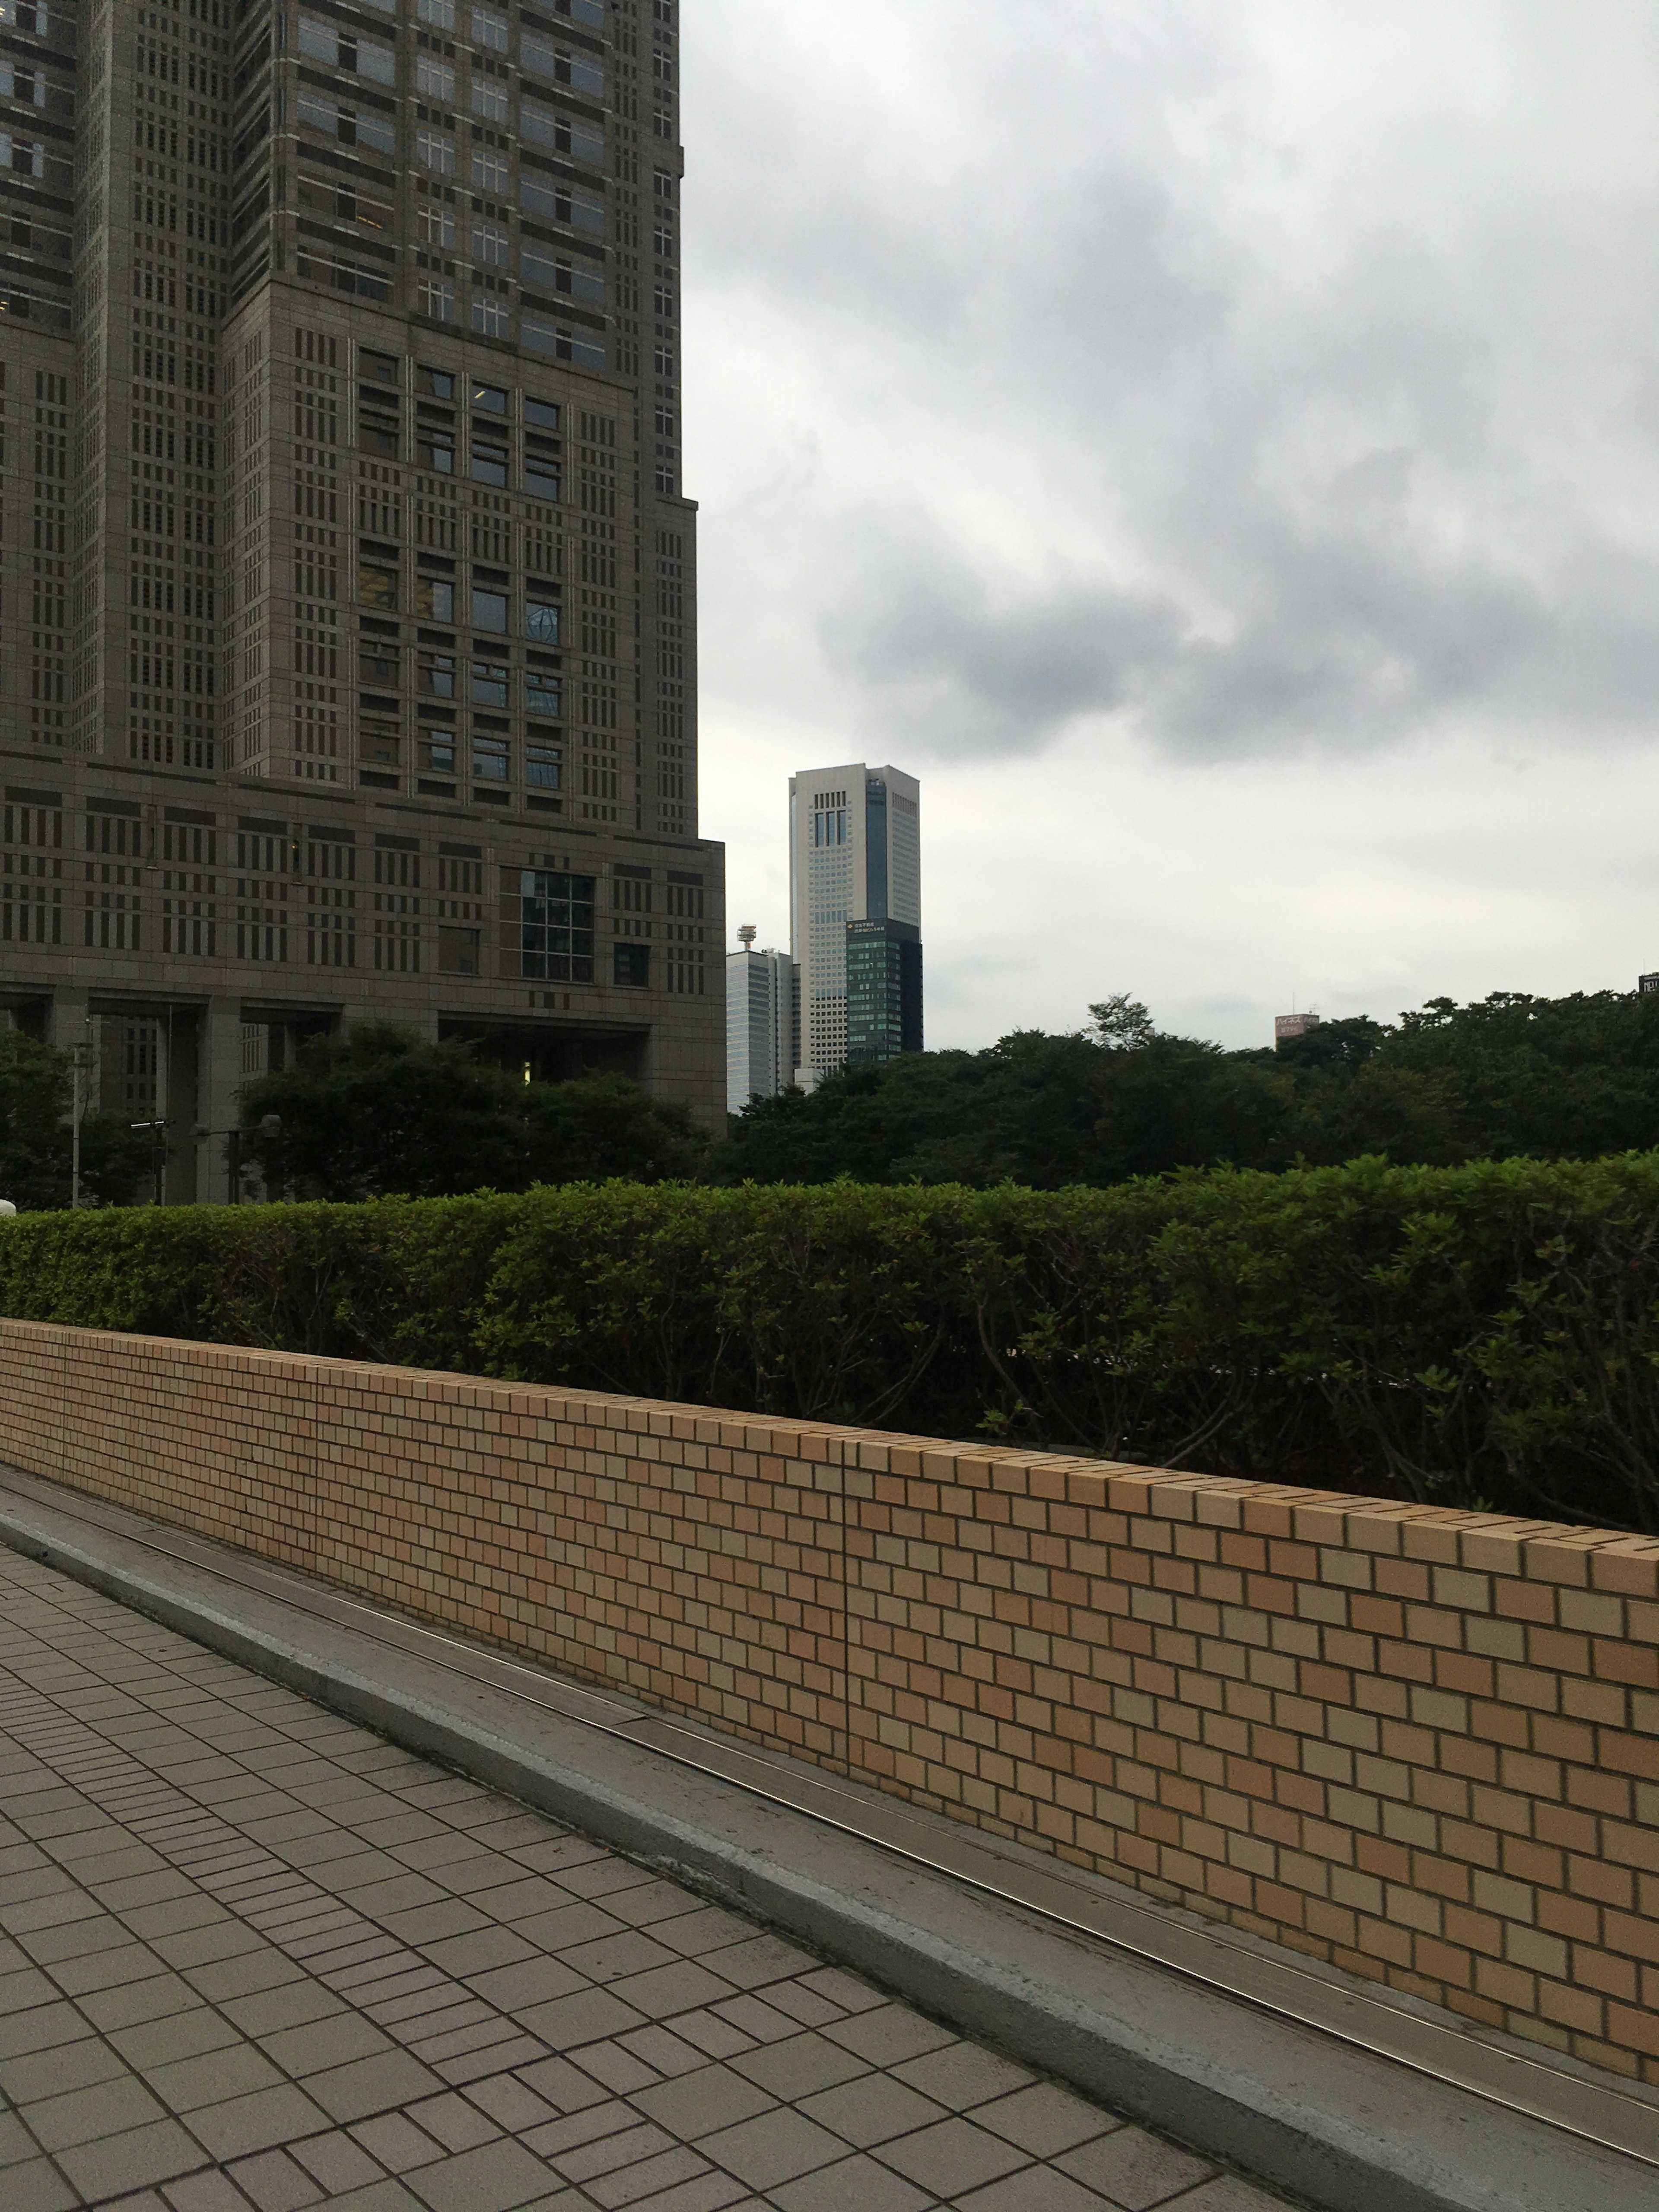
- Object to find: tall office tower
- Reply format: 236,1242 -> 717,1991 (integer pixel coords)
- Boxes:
0,0 -> 721,1203
724,934 -> 796,1113
788,762 -> 919,1084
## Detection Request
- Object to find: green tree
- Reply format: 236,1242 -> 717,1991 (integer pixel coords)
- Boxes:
0,1030 -> 152,1211
237,1023 -> 709,1200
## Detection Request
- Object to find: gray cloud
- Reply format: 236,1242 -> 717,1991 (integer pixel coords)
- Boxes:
689,0 -> 1659,768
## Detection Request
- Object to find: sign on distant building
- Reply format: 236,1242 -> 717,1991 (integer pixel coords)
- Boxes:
1274,1013 -> 1322,1044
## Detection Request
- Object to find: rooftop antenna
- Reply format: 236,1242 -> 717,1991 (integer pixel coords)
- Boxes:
737,925 -> 758,950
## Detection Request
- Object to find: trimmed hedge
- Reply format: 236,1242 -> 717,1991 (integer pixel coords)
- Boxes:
4,1157 -> 1659,1531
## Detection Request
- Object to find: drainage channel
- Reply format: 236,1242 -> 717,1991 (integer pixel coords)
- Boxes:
1,1467 -> 1656,2179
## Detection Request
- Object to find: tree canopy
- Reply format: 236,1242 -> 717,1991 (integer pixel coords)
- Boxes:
714,990 -> 1659,1187
238,1023 -> 710,1201
0,1031 -> 154,1210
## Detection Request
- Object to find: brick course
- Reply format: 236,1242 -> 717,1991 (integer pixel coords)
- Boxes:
3,1318 -> 1657,2083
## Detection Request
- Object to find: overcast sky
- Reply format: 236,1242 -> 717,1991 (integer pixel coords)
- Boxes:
682,0 -> 1659,1051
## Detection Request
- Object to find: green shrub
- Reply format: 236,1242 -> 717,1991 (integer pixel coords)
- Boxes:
6,1156 -> 1659,1531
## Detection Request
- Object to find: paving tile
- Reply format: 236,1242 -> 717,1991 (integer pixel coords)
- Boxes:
0,1990 -> 86,2056
146,2045 -> 289,2113
891,2045 -> 1033,2111
347,2113 -> 448,2173
517,1990 -> 646,2050
0,2155 -> 82,2212
160,2169 -> 262,2211
874,2116 -> 1029,2196
823,2007 -> 958,2070
1159,2179 -> 1296,2211
219,1984 -> 346,2037
513,2056 -> 618,2113
611,2175 -> 748,2212
466,1958 -> 588,2013
764,2155 -> 934,2212
288,2128 -> 387,2190
566,2041 -> 661,2094
792,1969 -> 887,2016
53,2117 -> 205,2201
971,2082 -> 1117,2158
404,2138 -> 560,2212
613,2027 -> 707,2079
420,1929 -> 539,1977
547,2121 -> 677,2182
521,2102 -> 638,2158
706,1996 -> 801,2047
797,2073 -> 946,2148
606,1962 -> 735,2020
740,1981 -> 842,2030
259,2014 -> 393,2077
695,2109 -> 847,2191
300,2050 -> 446,2123
463,2072 -> 563,2131
1056,2128 -> 1214,2208
184,1954 -> 307,2004
0,2032 -> 130,2103
406,2090 -> 505,2152
630,2065 -> 776,2140
223,2147 -> 327,2210
291,2179 -> 425,2212
22,2069 -> 168,2152
44,1940 -> 164,1996
0,2107 -> 39,2165
952,2167 -> 1117,2212
514,1903 -> 628,1954
111,2008 -> 246,2071
729,2033 -> 869,2101
188,2085 -> 336,2163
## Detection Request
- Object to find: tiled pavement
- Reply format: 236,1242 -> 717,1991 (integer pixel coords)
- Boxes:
0,1547 -> 1298,2212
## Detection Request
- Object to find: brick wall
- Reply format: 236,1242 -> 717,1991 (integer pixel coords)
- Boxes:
2,1319 -> 1656,2084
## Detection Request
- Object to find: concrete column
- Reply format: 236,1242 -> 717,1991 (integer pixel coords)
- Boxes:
196,998 -> 247,1207
162,1007 -> 201,1206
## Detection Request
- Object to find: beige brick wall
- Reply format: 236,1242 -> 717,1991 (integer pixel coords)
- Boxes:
3,1318 -> 1656,2083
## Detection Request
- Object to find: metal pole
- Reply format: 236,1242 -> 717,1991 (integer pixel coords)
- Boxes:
70,1048 -> 81,1212
227,1126 -> 241,1205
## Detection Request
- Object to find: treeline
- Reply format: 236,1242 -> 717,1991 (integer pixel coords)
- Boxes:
716,991 -> 1659,1185
4,1161 -> 1659,1532
6,994 -> 1653,1210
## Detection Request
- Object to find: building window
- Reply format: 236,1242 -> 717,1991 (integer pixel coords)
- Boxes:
471,78 -> 509,122
417,0 -> 455,24
359,645 -> 400,686
472,5 -> 508,50
419,726 -> 457,775
520,868 -> 594,982
417,55 -> 455,99
418,204 -> 457,248
419,651 -> 457,696
526,671 -> 562,720
418,277 -> 456,321
439,925 -> 481,974
471,296 -> 510,339
416,577 -> 455,623
524,597 -> 560,645
471,381 -> 508,414
525,456 -> 561,501
472,149 -> 509,194
470,659 -> 509,707
471,585 -> 507,631
471,221 -> 509,266
418,366 -> 457,400
418,426 -> 455,472
524,397 -> 561,432
358,563 -> 398,610
614,942 -> 650,989
472,734 -> 509,781
528,744 -> 561,789
417,130 -> 456,174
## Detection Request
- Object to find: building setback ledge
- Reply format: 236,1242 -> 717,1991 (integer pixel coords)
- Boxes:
0,1467 -> 1655,2210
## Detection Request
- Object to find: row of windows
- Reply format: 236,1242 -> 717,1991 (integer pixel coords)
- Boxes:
356,568 -> 560,639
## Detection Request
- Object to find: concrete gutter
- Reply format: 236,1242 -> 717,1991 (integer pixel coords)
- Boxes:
0,1463 -> 1655,2212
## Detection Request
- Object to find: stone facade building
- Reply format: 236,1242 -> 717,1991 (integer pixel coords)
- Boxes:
0,0 -> 720,1201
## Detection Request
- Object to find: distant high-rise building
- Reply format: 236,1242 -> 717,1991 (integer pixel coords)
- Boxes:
846,919 -> 921,1063
788,763 -> 919,1082
1640,974 -> 1659,995
0,0 -> 721,1202
1274,1013 -> 1322,1044
725,936 -> 797,1113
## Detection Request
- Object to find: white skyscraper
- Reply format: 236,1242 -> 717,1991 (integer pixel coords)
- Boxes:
788,765 -> 922,1084
725,935 -> 798,1114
